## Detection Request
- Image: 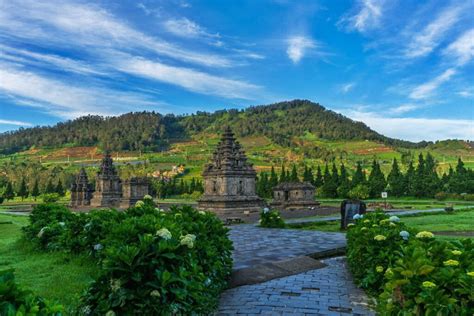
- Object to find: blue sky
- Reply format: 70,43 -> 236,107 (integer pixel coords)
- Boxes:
0,0 -> 473,141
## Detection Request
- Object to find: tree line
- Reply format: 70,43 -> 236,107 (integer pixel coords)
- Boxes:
1,178 -> 65,202
256,154 -> 474,200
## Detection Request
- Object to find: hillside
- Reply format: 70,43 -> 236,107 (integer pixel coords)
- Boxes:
0,100 -> 427,155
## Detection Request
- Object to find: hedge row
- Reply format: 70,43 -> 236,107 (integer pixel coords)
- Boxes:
346,211 -> 474,315
22,198 -> 233,315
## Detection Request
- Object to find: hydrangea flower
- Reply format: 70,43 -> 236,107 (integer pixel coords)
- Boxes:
353,214 -> 362,220
451,250 -> 462,256
37,227 -> 48,238
389,216 -> 400,222
443,259 -> 459,267
347,223 -> 355,227
135,200 -> 145,208
156,228 -> 172,240
389,222 -> 396,227
204,278 -> 212,286
361,227 -> 368,231
154,208 -> 162,212
385,268 -> 394,278
199,211 -> 206,215
58,222 -> 65,227
379,219 -> 389,225
374,235 -> 387,241
263,207 -> 270,214
416,231 -> 434,239
422,281 -> 436,288
467,271 -> 474,277
105,311 -> 116,316
143,195 -> 153,200
93,243 -> 103,251
376,266 -> 384,273
180,234 -> 196,248
110,279 -> 121,292
150,290 -> 161,298
363,219 -> 370,224
372,224 -> 379,227
399,231 -> 410,240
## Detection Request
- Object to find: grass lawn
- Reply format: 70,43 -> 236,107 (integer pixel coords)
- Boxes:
287,208 -> 474,238
0,214 -> 99,313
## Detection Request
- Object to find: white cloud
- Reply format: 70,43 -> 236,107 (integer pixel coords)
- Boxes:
0,119 -> 32,127
389,104 -> 422,115
409,68 -> 456,100
444,28 -> 474,65
116,57 -> 262,100
458,89 -> 473,98
0,65 -> 159,119
340,109 -> 473,141
340,0 -> 383,33
341,82 -> 356,93
163,18 -> 218,39
404,5 -> 463,58
286,36 -> 316,64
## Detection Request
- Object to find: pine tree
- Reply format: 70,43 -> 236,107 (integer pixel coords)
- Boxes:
290,165 -> 298,182
331,162 -> 339,187
368,159 -> 386,198
424,153 -> 440,196
321,164 -> 338,198
351,162 -> 366,188
190,178 -> 196,193
337,163 -> 351,198
269,166 -> 279,189
405,161 -> 415,196
17,178 -> 29,201
412,153 -> 426,197
31,179 -> 40,201
3,181 -> 15,201
314,165 -> 323,188
387,159 -> 405,196
279,165 -> 286,183
303,166 -> 314,184
45,179 -> 55,194
56,179 -> 65,196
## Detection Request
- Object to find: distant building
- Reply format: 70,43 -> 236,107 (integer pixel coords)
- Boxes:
270,182 -> 320,210
70,152 -> 148,209
197,127 -> 265,219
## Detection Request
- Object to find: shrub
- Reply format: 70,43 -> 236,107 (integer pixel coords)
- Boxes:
259,208 -> 285,228
42,193 -> 61,203
348,184 -> 370,200
0,269 -> 63,315
346,211 -> 474,315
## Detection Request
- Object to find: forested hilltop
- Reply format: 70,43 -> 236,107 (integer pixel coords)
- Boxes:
0,100 -> 429,154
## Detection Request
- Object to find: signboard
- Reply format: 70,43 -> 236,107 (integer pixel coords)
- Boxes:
381,192 -> 388,199
342,201 -> 362,229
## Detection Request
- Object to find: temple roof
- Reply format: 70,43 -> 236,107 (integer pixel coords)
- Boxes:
98,152 -> 118,177
203,127 -> 255,175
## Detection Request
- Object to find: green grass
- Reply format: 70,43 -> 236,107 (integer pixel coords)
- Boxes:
0,214 -> 99,313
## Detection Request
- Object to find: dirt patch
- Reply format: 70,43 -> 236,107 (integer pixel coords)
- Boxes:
353,146 -> 394,155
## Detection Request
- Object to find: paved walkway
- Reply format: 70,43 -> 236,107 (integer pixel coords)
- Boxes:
218,257 -> 374,315
229,225 -> 346,270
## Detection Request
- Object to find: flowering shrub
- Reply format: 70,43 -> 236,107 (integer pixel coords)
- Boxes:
347,211 -> 474,315
0,269 -> 63,315
23,202 -> 233,315
259,208 -> 285,228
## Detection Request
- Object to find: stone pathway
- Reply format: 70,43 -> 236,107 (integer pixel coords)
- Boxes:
218,257 -> 375,315
229,225 -> 346,270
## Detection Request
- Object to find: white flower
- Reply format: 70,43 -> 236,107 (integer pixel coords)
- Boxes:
156,228 -> 172,240
58,222 -> 65,227
37,227 -> 48,238
199,211 -> 206,215
180,234 -> 196,248
389,216 -> 400,223
135,200 -> 145,208
399,231 -> 410,240
84,222 -> 92,230
143,195 -> 153,200
263,207 -> 269,213
150,290 -> 161,298
93,243 -> 103,251
204,278 -> 212,286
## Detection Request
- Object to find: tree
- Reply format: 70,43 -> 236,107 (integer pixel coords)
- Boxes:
337,163 -> 351,198
290,165 -> 299,182
405,161 -> 415,196
269,166 -> 279,189
351,162 -> 366,188
313,165 -> 323,188
412,153 -> 426,197
321,164 -> 338,198
45,179 -> 55,194
3,181 -> 14,201
31,179 -> 40,201
302,165 -> 314,183
387,159 -> 404,196
55,179 -> 65,196
279,165 -> 286,183
367,160 -> 386,198
423,153 -> 440,196
17,178 -> 29,201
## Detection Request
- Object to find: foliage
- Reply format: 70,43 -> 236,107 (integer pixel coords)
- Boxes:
0,269 -> 63,316
23,203 -> 233,315
346,211 -> 474,315
348,184 -> 370,200
259,209 -> 285,228
42,193 -> 61,203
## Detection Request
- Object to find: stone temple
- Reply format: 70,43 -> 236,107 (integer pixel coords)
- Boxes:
270,181 -> 320,211
197,127 -> 265,219
70,152 -> 149,209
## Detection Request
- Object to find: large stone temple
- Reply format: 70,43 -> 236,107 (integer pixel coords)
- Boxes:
197,127 -> 265,219
70,152 -> 149,209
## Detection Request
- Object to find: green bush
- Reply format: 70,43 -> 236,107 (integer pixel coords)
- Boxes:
23,202 -> 233,315
0,269 -> 63,316
348,184 -> 370,200
346,211 -> 474,315
259,208 -> 285,228
42,193 -> 61,203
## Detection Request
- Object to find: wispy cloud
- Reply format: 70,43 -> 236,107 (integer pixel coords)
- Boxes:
389,103 -> 422,115
340,82 -> 356,93
409,68 -> 456,100
286,36 -> 316,64
404,4 -> 463,59
457,89 -> 473,98
339,109 -> 473,141
443,28 -> 474,66
116,56 -> 262,100
0,119 -> 32,127
339,0 -> 384,33
163,17 -> 219,39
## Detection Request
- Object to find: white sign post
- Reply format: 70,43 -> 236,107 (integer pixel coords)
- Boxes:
381,192 -> 388,209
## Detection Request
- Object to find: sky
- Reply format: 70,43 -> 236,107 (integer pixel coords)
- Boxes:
0,0 -> 473,142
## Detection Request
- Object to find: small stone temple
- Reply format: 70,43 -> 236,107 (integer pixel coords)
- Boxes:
70,168 -> 93,207
270,182 -> 320,210
70,152 -> 149,208
197,127 -> 265,219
